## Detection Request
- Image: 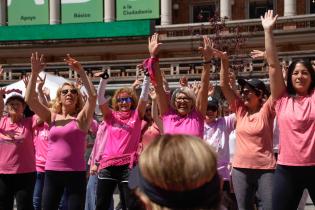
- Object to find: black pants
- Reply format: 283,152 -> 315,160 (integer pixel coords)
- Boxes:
272,165 -> 315,210
42,171 -> 86,210
96,165 -> 131,210
0,172 -> 36,210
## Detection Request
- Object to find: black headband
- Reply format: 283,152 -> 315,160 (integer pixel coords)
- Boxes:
136,167 -> 221,209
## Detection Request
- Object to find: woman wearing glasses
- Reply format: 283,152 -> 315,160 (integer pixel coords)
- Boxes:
151,34 -> 214,138
95,64 -> 150,209
25,53 -> 97,210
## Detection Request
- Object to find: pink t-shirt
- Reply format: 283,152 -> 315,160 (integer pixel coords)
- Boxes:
45,120 -> 86,171
141,122 -> 160,149
204,114 -> 236,180
0,116 -> 36,174
99,110 -> 142,169
233,97 -> 276,169
33,119 -> 50,172
275,90 -> 315,166
163,108 -> 204,138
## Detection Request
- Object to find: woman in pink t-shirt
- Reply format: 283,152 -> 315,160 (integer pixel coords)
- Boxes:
218,47 -> 276,209
0,91 -> 36,210
95,67 -> 150,209
25,53 -> 97,210
152,34 -> 217,138
263,10 -> 315,210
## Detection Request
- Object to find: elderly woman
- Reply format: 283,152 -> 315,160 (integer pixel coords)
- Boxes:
262,10 -> 315,210
128,134 -> 221,210
0,89 -> 36,210
151,34 -> 214,138
25,52 -> 97,210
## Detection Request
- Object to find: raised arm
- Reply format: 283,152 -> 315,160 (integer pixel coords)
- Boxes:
65,55 -> 97,132
196,36 -> 214,117
219,52 -> 238,105
95,71 -> 111,120
136,71 -> 150,119
37,75 -> 49,107
0,88 -> 5,119
148,33 -> 169,116
149,87 -> 163,133
25,52 -> 51,123
262,10 -> 286,100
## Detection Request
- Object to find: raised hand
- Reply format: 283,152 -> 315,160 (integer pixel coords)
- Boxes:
0,66 -> 3,78
149,87 -> 157,100
179,76 -> 188,87
148,33 -> 162,58
43,87 -> 50,98
31,52 -> 46,75
261,10 -> 278,31
250,49 -> 266,59
198,36 -> 215,61
0,87 -> 6,96
37,74 -> 46,91
131,76 -> 143,90
64,54 -> 84,73
208,82 -> 215,97
23,75 -> 30,88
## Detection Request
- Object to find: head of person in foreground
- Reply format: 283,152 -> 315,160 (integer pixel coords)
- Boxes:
129,134 -> 221,210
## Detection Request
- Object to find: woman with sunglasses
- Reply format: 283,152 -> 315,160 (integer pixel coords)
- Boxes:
151,34 -> 214,138
262,11 -> 315,210
95,63 -> 150,210
25,53 -> 97,210
218,48 -> 276,209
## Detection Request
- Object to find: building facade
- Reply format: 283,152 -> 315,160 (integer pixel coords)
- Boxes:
0,0 -> 315,89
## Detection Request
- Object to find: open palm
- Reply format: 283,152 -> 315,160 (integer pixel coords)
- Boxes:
261,10 -> 278,30
148,33 -> 162,58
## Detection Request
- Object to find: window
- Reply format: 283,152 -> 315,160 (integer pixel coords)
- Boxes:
248,0 -> 273,19
310,0 -> 315,13
191,4 -> 216,23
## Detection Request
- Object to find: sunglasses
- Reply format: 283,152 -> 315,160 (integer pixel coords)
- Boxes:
61,89 -> 78,96
117,97 -> 133,103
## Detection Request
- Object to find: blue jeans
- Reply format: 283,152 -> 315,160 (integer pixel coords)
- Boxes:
232,168 -> 274,210
33,172 -> 68,210
85,175 -> 114,210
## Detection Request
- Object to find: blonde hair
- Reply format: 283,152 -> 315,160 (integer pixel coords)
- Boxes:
112,87 -> 138,111
51,82 -> 83,114
137,134 -> 219,210
170,87 -> 196,110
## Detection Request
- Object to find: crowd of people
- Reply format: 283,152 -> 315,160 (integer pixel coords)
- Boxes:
0,11 -> 314,210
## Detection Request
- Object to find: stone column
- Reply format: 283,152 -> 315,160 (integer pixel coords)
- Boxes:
284,0 -> 296,16
220,0 -> 231,20
50,0 -> 61,24
0,0 -> 7,26
161,0 -> 172,25
104,0 -> 115,22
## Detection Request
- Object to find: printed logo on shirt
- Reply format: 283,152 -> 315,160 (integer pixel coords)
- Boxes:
0,126 -> 26,144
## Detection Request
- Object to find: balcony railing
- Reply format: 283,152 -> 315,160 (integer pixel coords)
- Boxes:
156,14 -> 315,38
1,50 -> 315,89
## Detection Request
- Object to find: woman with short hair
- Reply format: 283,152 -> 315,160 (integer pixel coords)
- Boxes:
129,134 -> 221,210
